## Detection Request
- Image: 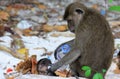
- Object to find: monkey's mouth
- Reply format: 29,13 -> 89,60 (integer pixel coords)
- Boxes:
69,25 -> 75,33
68,21 -> 75,33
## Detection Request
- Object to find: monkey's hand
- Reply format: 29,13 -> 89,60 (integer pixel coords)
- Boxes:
47,65 -> 56,76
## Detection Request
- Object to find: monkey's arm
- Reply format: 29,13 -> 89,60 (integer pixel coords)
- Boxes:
50,49 -> 80,72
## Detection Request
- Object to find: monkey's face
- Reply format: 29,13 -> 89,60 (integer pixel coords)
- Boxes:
37,58 -> 52,74
68,9 -> 84,33
63,3 -> 86,33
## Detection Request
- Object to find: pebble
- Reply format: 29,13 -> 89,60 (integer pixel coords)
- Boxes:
30,16 -> 47,23
17,20 -> 32,29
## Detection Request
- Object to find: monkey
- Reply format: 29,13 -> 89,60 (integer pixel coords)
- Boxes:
37,58 -> 52,75
47,2 -> 114,79
54,39 -> 74,60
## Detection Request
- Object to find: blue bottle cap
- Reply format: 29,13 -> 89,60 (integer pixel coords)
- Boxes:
60,44 -> 71,54
100,9 -> 106,15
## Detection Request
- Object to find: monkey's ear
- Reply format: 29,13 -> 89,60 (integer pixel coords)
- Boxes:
75,8 -> 84,14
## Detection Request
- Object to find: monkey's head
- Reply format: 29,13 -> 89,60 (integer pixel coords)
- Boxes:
63,2 -> 87,33
37,58 -> 52,74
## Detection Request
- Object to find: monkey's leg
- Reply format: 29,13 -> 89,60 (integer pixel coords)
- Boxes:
49,49 -> 81,72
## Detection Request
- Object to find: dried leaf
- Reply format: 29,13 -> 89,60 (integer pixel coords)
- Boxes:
6,3 -> 32,15
5,76 -> 14,79
11,34 -> 25,50
110,21 -> 120,27
42,25 -> 54,32
38,4 -> 47,10
0,44 -> 26,59
23,29 -> 32,36
34,47 -> 44,50
54,25 -> 68,32
113,32 -> 120,38
114,66 -> 120,74
41,52 -> 52,56
17,48 -> 28,59
50,32 -> 75,37
0,11 -> 9,20
17,48 -> 27,54
15,59 -> 32,74
13,28 -> 23,36
15,55 -> 37,74
31,55 -> 37,74
55,70 -> 71,77
6,6 -> 18,16
42,24 -> 68,32
92,4 -> 98,10
0,26 -> 5,36
8,4 -> 30,10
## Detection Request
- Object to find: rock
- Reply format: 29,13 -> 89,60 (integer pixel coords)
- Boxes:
30,16 -> 47,23
17,10 -> 33,18
17,20 -> 32,29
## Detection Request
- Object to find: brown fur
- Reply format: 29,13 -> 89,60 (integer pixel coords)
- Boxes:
48,2 -> 114,79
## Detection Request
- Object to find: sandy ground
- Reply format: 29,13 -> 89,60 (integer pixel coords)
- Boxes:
0,32 -> 120,79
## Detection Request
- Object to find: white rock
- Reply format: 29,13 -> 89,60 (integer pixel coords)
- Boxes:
17,20 -> 32,29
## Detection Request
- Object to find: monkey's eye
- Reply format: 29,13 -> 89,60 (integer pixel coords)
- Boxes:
75,8 -> 84,14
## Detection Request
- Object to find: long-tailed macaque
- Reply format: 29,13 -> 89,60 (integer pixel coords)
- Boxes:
47,2 -> 114,79
37,58 -> 52,75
